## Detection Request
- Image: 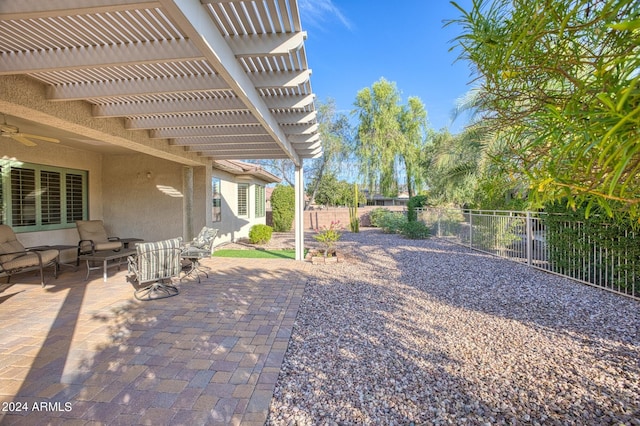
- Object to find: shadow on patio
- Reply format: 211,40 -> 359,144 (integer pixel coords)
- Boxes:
0,256 -> 309,425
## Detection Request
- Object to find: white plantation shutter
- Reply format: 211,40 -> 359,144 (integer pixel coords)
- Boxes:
238,183 -> 248,217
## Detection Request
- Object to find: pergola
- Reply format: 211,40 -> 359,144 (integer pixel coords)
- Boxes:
0,0 -> 320,260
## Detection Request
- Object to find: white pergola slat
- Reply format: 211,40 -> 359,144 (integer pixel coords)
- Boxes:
150,125 -> 268,138
125,112 -> 260,129
0,0 -> 321,165
46,74 -> 232,101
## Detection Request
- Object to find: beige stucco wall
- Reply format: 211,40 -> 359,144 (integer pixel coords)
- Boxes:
102,154 -> 209,243
212,169 -> 267,245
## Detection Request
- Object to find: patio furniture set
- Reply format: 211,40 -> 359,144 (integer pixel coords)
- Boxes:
0,220 -> 218,301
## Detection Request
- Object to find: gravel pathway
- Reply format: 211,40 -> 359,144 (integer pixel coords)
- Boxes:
267,228 -> 640,425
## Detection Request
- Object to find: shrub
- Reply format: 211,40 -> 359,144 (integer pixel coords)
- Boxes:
271,185 -> 295,232
249,224 -> 273,244
369,207 -> 391,227
400,220 -> 430,239
378,211 -> 406,234
407,195 -> 429,222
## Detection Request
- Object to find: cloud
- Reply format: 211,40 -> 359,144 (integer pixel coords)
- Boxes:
299,0 -> 353,31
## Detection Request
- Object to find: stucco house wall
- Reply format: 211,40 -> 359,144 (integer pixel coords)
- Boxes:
101,154 -> 210,243
212,169 -> 270,245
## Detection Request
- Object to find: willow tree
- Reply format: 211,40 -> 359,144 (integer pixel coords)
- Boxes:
353,78 -> 428,197
449,0 -> 640,220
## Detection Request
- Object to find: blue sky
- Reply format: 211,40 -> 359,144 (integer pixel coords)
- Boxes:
299,0 -> 476,133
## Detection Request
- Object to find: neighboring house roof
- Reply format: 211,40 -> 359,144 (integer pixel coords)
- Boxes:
212,160 -> 281,184
0,1 -> 321,166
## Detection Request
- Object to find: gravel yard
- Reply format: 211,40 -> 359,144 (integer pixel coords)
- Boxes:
266,228 -> 640,425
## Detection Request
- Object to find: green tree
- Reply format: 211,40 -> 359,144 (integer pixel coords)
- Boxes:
353,78 -> 429,198
423,121 -> 526,210
270,185 -> 295,232
309,173 -> 366,207
422,128 -> 483,207
449,0 -> 640,220
310,173 -> 341,206
305,99 -> 351,208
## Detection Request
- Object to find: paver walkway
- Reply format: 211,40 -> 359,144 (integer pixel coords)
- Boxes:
0,256 -> 309,425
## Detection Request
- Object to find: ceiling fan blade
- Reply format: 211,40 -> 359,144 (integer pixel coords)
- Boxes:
19,133 -> 60,143
12,135 -> 37,146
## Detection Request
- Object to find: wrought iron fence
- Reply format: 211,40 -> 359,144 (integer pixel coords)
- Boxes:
416,207 -> 639,300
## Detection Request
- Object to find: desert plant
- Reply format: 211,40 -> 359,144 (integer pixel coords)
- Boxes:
270,185 -> 295,232
349,184 -> 360,232
313,220 -> 344,257
248,224 -> 273,244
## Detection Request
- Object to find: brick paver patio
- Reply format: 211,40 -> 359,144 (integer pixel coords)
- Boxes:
0,256 -> 309,425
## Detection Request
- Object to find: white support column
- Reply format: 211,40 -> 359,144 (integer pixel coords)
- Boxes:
183,166 -> 194,242
295,165 -> 305,261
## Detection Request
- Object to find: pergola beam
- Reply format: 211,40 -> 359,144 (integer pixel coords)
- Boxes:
249,69 -> 311,89
125,112 -> 259,129
273,111 -> 317,124
170,135 -> 275,145
46,74 -> 231,101
92,98 -> 247,117
227,32 -> 306,56
288,133 -> 320,143
0,39 -> 201,75
283,123 -> 319,134
0,0 -> 161,19
151,125 -> 268,138
185,143 -> 277,151
262,94 -> 315,109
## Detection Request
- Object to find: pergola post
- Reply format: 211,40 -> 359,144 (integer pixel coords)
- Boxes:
295,165 -> 305,261
183,166 -> 194,242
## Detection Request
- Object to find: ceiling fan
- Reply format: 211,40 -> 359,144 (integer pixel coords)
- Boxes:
1,114 -> 60,146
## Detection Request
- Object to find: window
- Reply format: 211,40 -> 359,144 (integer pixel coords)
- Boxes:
0,161 -> 88,231
255,185 -> 265,218
212,177 -> 221,222
237,183 -> 248,217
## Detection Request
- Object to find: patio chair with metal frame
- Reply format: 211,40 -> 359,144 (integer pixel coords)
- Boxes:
180,227 -> 218,283
127,238 -> 183,301
75,220 -> 123,266
0,225 -> 59,287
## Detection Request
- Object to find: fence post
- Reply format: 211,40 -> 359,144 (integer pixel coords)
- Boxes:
526,211 -> 532,266
469,211 -> 473,248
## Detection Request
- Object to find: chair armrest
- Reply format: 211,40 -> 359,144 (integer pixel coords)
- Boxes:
78,239 -> 97,253
108,237 -> 121,242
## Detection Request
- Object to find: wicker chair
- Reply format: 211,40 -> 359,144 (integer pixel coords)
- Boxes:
0,225 -> 58,287
127,238 -> 182,301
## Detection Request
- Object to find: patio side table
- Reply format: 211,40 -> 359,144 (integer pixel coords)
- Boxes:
79,249 -> 137,282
